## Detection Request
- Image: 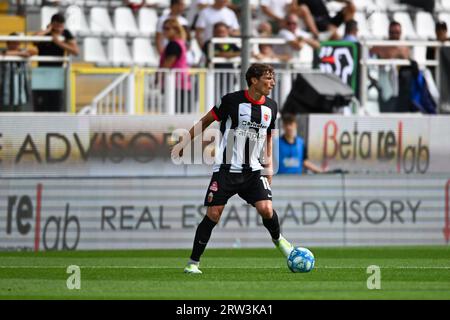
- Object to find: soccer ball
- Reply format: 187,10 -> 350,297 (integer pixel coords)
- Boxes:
287,247 -> 315,273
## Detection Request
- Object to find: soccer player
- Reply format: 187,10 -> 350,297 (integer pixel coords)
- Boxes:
172,63 -> 294,274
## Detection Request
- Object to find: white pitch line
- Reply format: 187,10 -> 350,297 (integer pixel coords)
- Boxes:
0,266 -> 449,269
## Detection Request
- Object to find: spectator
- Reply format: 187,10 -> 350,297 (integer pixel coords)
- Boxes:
204,22 -> 240,99
204,22 -> 240,67
253,22 -> 291,63
294,0 -> 355,40
33,13 -> 79,112
274,14 -> 320,63
187,0 -> 213,29
259,0 -> 292,33
156,0 -> 189,55
371,21 -> 411,112
0,33 -> 37,111
195,0 -> 240,50
275,113 -> 323,174
426,21 -> 450,79
371,21 -> 410,59
342,19 -> 358,42
159,18 -> 191,113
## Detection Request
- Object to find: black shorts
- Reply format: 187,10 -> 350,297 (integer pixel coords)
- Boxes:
203,170 -> 272,207
315,10 -> 345,31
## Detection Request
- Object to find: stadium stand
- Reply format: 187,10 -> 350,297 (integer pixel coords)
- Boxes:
13,0 -> 448,67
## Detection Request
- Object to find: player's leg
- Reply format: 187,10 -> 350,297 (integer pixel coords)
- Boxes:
185,171 -> 234,274
254,200 -> 293,258
184,205 -> 224,274
239,172 -> 293,257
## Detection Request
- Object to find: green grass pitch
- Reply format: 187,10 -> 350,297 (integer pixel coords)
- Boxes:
1,246 -> 449,299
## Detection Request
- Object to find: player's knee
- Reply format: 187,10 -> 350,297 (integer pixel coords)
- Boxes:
207,207 -> 223,223
257,204 -> 273,219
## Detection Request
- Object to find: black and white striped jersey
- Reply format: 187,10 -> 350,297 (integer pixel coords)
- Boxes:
210,90 -> 278,173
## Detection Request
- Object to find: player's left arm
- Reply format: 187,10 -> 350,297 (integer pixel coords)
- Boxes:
263,132 -> 274,185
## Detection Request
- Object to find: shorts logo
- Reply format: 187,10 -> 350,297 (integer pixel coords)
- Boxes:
209,181 -> 218,192
207,192 -> 214,203
264,113 -> 269,121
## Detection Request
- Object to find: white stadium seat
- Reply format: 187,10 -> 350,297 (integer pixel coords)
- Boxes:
369,12 -> 390,39
108,37 -> 133,66
441,0 -> 450,11
90,7 -> 115,36
393,12 -> 418,40
132,38 -> 159,66
40,6 -> 59,29
83,37 -> 108,64
438,13 -> 450,28
415,12 -> 436,40
66,5 -> 90,36
353,0 -> 376,12
413,46 -> 427,63
114,7 -> 140,36
138,8 -> 158,36
354,11 -> 372,39
373,0 -> 387,10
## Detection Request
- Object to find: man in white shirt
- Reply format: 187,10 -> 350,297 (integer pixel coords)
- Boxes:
156,0 -> 189,54
187,0 -> 214,29
195,0 -> 240,50
275,14 -> 320,62
260,0 -> 292,30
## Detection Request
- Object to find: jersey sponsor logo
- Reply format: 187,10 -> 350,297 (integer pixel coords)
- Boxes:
209,181 -> 218,192
264,113 -> 269,122
242,120 -> 268,129
235,128 -> 267,142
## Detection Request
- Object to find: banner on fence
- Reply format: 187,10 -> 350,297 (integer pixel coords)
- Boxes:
1,174 -> 448,250
307,115 -> 450,174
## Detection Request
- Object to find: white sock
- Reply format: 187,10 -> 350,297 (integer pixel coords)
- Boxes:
188,259 -> 199,266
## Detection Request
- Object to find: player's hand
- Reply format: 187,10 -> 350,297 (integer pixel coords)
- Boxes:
265,175 -> 272,186
170,143 -> 183,159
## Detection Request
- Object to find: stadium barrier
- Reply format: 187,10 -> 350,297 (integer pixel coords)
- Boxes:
1,174 -> 449,251
0,114 -> 449,177
0,113 -> 449,250
72,66 -> 313,115
305,114 -> 450,174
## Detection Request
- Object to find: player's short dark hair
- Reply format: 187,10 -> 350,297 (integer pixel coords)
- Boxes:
245,63 -> 274,87
281,113 -> 297,125
436,21 -> 448,31
51,13 -> 65,24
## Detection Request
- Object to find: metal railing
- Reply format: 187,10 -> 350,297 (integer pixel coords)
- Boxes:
0,35 -> 72,111
207,37 -> 313,69
80,72 -> 134,114
74,67 -> 320,115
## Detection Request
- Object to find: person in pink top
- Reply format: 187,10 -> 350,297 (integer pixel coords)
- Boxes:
159,18 -> 192,113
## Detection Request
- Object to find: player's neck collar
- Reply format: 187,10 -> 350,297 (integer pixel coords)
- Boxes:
245,90 -> 265,105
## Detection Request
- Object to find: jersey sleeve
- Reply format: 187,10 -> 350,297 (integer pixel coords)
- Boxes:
211,94 -> 231,122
